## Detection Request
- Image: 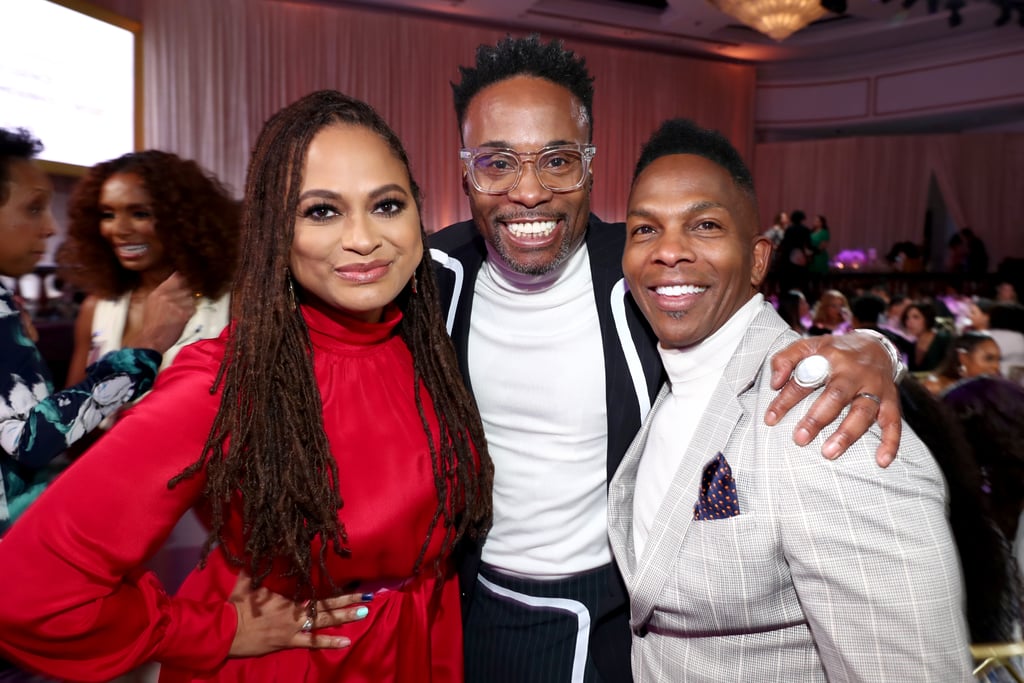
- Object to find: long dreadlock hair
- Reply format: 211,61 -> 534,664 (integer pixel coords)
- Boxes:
172,90 -> 492,595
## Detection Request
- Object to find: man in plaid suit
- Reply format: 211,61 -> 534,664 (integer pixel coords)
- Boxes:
608,118 -> 973,681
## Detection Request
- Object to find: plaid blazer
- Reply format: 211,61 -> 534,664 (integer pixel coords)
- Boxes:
608,302 -> 973,682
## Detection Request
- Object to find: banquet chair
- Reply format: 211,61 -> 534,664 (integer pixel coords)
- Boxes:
972,642 -> 1024,681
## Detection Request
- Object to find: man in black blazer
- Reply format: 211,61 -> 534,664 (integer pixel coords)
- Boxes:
428,34 -> 904,683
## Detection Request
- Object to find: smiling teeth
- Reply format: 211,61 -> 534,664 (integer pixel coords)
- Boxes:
506,220 -> 556,237
119,244 -> 148,254
655,284 -> 707,296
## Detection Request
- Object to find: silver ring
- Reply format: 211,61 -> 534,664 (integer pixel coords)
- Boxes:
792,354 -> 831,390
300,616 -> 314,633
854,391 -> 882,407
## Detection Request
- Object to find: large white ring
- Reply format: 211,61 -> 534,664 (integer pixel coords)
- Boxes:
792,354 -> 831,389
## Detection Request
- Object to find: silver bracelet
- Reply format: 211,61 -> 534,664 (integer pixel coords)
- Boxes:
851,328 -> 907,384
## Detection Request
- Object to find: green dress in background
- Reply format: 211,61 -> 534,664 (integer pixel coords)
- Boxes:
810,227 -> 831,274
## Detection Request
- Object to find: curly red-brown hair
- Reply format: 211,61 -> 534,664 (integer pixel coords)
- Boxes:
57,150 -> 240,298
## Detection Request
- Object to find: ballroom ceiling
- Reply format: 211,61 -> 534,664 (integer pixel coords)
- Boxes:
329,0 -> 1022,64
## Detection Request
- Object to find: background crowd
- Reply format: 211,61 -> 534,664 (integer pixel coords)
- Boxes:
764,213 -> 1024,666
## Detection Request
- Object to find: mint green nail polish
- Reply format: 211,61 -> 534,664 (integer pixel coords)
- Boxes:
355,606 -> 369,619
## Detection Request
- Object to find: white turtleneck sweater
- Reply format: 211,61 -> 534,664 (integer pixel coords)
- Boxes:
632,293 -> 763,559
469,243 -> 610,578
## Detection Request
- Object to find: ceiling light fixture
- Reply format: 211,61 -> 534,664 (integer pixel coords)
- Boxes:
705,0 -> 833,41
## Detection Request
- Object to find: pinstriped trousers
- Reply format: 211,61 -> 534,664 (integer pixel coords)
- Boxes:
463,563 -> 614,683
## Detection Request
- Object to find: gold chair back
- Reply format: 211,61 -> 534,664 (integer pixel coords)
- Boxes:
972,642 -> 1024,681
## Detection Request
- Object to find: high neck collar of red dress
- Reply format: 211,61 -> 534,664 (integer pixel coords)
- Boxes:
300,298 -> 402,347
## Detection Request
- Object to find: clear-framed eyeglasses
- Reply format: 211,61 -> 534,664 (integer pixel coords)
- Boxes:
459,144 -> 597,195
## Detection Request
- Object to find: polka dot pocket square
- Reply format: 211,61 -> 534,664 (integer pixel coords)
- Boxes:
693,452 -> 740,521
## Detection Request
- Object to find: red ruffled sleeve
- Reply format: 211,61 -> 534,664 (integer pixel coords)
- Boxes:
0,340 -> 237,681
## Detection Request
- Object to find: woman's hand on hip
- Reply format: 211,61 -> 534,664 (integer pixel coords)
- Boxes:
227,571 -> 373,657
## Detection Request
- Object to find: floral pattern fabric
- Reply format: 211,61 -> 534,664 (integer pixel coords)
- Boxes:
0,283 -> 160,527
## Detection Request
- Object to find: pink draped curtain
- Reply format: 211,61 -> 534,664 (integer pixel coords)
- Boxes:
928,134 -> 1024,261
91,0 -> 755,233
754,134 -> 1024,266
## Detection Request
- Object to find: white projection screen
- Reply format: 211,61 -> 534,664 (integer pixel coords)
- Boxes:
0,0 -> 140,175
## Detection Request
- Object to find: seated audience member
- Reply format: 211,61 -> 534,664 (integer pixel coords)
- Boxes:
0,91 -> 493,681
996,281 -> 1019,305
963,296 -> 994,333
849,294 -> 914,361
59,150 -> 239,390
922,331 -> 1002,395
902,301 -> 953,373
776,289 -> 809,336
807,288 -> 850,336
0,128 -> 194,533
609,118 -> 971,681
944,377 -> 1024,572
899,377 -> 1022,645
987,303 -> 1024,381
881,295 -> 910,337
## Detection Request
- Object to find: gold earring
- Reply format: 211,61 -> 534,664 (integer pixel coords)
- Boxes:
286,271 -> 297,311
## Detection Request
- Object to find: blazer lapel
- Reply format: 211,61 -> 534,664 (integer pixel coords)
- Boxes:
609,385 -> 670,583
625,301 -> 787,630
627,384 -> 744,629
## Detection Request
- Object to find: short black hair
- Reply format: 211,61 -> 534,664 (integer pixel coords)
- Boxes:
0,128 -> 43,204
790,210 -> 806,225
851,294 -> 886,325
451,34 -> 595,140
632,118 -> 755,201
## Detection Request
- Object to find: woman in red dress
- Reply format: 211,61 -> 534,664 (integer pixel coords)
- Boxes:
0,91 -> 493,682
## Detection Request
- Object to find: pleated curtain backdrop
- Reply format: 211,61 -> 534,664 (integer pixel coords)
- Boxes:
87,0 -> 755,233
754,134 -> 1024,264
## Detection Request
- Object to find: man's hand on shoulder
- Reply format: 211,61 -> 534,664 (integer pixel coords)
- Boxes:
765,333 -> 902,468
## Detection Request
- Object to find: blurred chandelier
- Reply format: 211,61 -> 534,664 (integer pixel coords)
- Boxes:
706,0 -> 828,41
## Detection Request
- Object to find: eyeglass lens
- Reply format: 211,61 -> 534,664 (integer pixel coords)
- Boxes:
469,148 -> 587,193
